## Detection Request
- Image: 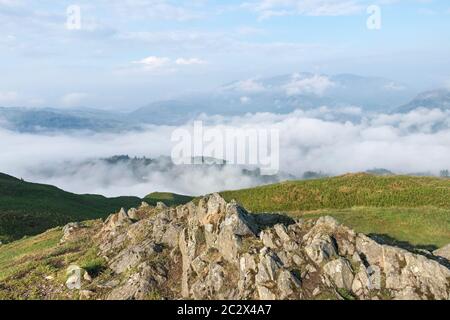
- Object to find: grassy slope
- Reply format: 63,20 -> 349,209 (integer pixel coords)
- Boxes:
221,174 -> 450,249
0,174 -> 450,298
0,173 -> 141,242
221,174 -> 450,212
144,192 -> 194,207
0,226 -> 105,299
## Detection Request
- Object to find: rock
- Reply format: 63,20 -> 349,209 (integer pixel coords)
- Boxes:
312,287 -> 321,296
351,267 -> 372,298
191,256 -> 208,276
224,201 -> 259,236
197,193 -> 227,228
217,228 -> 242,262
356,234 -> 450,300
83,272 -> 92,282
107,263 -> 161,300
127,208 -> 139,220
304,234 -> 337,265
323,258 -> 354,291
102,208 -> 133,234
434,244 -> 450,261
66,265 -> 85,290
256,250 -> 282,284
161,223 -> 182,248
257,285 -> 277,300
61,222 -> 82,243
274,224 -> 291,243
260,230 -> 278,249
58,194 -> 450,301
80,290 -> 94,300
156,202 -> 168,210
109,240 -> 163,274
277,251 -> 292,267
277,270 -> 301,299
292,254 -> 304,266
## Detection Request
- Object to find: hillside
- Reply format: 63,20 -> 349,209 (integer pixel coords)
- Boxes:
144,192 -> 194,207
0,173 -> 141,243
218,174 -> 450,248
397,89 -> 450,113
220,174 -> 450,212
0,194 -> 449,300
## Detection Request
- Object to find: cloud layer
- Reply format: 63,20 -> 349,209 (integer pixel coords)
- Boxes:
0,107 -> 449,197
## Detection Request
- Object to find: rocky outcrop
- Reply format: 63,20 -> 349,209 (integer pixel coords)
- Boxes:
434,244 -> 450,261
61,222 -> 83,244
64,194 -> 450,300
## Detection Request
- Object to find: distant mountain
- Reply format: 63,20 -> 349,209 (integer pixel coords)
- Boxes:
0,107 -> 131,133
397,89 -> 450,113
0,73 -> 417,132
0,172 -> 141,242
133,73 -> 415,124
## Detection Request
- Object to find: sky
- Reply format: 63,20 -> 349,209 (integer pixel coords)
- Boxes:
1,0 -> 450,110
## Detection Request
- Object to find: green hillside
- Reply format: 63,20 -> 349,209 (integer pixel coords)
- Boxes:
144,192 -> 194,207
221,174 -> 450,212
0,173 -> 141,243
220,174 -> 450,249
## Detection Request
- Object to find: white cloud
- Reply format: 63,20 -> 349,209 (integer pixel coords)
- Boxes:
240,96 -> 251,104
175,58 -> 207,65
0,91 -> 18,104
284,74 -> 335,96
133,56 -> 171,69
226,78 -> 266,93
101,0 -> 204,21
61,93 -> 89,108
131,56 -> 207,73
246,0 -> 364,19
384,82 -> 406,91
444,79 -> 450,90
0,0 -> 22,7
1,108 -> 449,197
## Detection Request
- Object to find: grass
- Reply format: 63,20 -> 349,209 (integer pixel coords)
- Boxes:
0,223 -> 104,299
220,174 -> 450,249
0,228 -> 62,281
0,173 -> 449,299
144,192 -> 194,207
221,174 -> 450,212
0,173 -> 141,242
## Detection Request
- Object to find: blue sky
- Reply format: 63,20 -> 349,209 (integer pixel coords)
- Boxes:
1,0 -> 449,110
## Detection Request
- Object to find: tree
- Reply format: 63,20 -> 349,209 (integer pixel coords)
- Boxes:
440,169 -> 449,178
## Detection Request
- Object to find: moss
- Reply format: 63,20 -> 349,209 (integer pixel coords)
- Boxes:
336,288 -> 356,300
145,290 -> 163,300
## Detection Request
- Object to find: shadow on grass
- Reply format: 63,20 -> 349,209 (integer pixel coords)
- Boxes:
368,233 -> 438,252
253,213 -> 296,230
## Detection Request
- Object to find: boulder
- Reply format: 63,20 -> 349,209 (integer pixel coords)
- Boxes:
107,263 -> 163,300
323,258 -> 354,291
109,240 -> 163,274
66,265 -> 86,290
304,234 -> 338,265
61,222 -> 82,243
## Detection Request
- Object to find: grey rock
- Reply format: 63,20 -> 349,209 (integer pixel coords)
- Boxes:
323,258 -> 354,291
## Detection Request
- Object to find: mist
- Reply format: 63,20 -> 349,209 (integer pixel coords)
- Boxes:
1,107 -> 449,197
